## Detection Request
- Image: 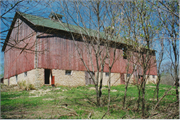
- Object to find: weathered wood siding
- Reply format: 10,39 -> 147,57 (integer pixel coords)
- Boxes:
4,19 -> 36,79
37,33 -> 157,75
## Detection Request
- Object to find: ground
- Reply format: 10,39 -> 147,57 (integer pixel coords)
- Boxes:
1,83 -> 179,119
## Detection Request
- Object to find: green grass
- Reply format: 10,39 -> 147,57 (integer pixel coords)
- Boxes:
1,84 -> 178,119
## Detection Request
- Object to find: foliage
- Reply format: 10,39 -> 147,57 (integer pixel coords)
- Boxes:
17,81 -> 35,90
17,80 -> 26,89
28,84 -> 36,90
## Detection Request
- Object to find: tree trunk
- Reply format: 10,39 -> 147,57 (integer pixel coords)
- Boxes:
137,87 -> 141,110
107,72 -> 111,112
123,86 -> 128,109
95,85 -> 101,106
174,66 -> 179,101
156,75 -> 161,102
142,82 -> 146,117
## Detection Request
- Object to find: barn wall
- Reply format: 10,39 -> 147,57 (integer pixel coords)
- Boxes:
146,75 -> 157,84
37,33 -> 157,75
52,69 -> 85,87
4,18 -> 36,79
97,72 -> 121,86
3,68 -> 44,86
3,68 -> 157,86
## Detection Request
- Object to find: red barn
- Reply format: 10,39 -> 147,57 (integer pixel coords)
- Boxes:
2,12 -> 157,87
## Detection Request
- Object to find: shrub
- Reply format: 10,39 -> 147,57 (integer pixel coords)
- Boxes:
17,80 -> 26,89
28,84 -> 36,90
18,81 -> 36,90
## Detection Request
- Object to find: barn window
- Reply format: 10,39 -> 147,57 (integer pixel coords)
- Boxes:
65,70 -> 72,75
24,72 -> 27,77
105,72 -> 109,76
152,75 -> 155,78
16,75 -> 18,82
122,47 -> 127,59
127,74 -> 130,77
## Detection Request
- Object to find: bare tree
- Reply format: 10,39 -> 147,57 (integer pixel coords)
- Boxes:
154,35 -> 164,102
157,0 -> 179,102
148,0 -> 179,102
51,0 -> 125,107
119,0 -> 159,117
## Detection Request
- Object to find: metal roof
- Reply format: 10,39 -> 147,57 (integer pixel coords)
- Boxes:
2,12 -> 155,51
19,12 -> 105,38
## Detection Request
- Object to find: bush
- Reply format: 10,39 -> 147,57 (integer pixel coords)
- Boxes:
28,84 -> 36,90
18,81 -> 36,90
17,80 -> 26,89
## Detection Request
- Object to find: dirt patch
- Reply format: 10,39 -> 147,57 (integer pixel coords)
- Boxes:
43,98 -> 54,101
149,98 -> 156,101
111,89 -> 117,92
148,86 -> 156,88
29,89 -> 51,97
89,87 -> 107,90
89,87 -> 95,90
54,88 -> 61,90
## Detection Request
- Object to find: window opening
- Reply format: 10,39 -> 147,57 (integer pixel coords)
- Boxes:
16,75 -> 18,82
65,70 -> 72,75
24,72 -> 27,77
105,72 -> 109,76
127,74 -> 130,77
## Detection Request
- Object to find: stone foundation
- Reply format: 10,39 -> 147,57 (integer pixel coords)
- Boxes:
3,69 -> 44,86
52,69 -> 85,87
124,74 -> 157,84
146,75 -> 157,84
3,68 -> 157,87
98,72 -> 121,86
124,74 -> 134,84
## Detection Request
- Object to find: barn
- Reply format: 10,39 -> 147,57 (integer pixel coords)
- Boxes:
2,12 -> 157,87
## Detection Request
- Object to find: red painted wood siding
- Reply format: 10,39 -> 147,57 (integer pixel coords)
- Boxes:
37,33 -> 157,75
4,19 -> 36,79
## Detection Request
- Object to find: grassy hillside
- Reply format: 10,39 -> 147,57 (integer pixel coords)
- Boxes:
1,84 -> 179,119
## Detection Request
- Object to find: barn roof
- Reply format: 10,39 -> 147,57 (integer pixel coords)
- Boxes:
2,12 -> 155,52
19,12 -> 108,39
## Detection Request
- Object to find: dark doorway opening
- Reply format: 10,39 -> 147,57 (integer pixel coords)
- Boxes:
85,71 -> 95,85
44,69 -> 50,84
120,73 -> 125,84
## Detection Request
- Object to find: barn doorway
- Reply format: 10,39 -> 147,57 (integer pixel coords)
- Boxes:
120,73 -> 125,84
85,71 -> 95,85
44,69 -> 51,84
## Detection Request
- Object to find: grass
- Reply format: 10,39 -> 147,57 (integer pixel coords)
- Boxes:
1,84 -> 179,119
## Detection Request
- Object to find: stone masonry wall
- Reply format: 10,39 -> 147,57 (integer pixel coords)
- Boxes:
146,75 -> 157,84
3,68 -> 157,87
52,69 -> 85,87
124,74 -> 134,84
98,72 -> 121,86
124,74 -> 157,84
3,69 -> 44,86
